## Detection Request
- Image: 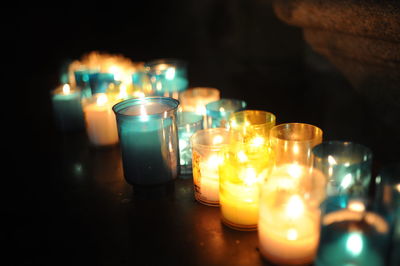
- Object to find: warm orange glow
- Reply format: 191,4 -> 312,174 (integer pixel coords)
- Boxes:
348,201 -> 365,212
96,94 -> 108,106
62,84 -> 71,94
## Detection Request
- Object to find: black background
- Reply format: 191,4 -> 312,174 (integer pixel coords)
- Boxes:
5,4 -> 397,266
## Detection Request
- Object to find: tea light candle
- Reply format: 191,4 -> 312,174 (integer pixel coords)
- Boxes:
51,84 -> 85,132
82,93 -> 119,146
191,128 -> 230,206
113,97 -> 180,186
258,164 -> 322,265
180,87 -> 220,116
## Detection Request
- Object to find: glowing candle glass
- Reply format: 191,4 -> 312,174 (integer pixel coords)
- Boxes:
312,141 -> 373,198
82,93 -> 119,147
145,59 -> 188,99
113,97 -> 179,186
177,112 -> 203,175
89,72 -> 115,94
74,68 -> 93,98
191,128 -> 230,206
375,164 -> 400,266
179,87 -> 220,116
51,84 -> 85,132
205,99 -> 247,128
258,123 -> 323,264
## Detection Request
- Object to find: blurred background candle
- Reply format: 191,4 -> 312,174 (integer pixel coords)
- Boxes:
374,163 -> 400,266
219,110 -> 276,230
145,59 -> 188,99
113,97 -> 180,186
179,87 -> 220,116
258,123 -> 323,264
177,112 -> 203,176
82,93 -> 119,146
89,72 -> 115,94
205,99 -> 247,128
73,68 -> 93,98
191,128 -> 230,206
51,84 -> 85,132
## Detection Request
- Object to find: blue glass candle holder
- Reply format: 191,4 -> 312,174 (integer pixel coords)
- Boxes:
375,163 -> 400,266
51,84 -> 84,132
205,99 -> 247,128
177,112 -> 203,176
315,196 -> 392,266
313,141 -> 373,198
74,69 -> 93,98
145,59 -> 188,99
89,72 -> 115,95
113,97 -> 180,186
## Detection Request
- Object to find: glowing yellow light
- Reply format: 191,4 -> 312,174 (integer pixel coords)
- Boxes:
237,150 -> 248,162
109,65 -> 122,81
212,135 -> 223,145
133,91 -> 145,98
286,228 -> 298,241
96,93 -> 108,106
118,84 -> 128,99
219,107 -> 225,113
396,184 -> 400,193
328,155 -> 337,165
251,136 -> 265,147
285,195 -> 304,219
287,164 -> 302,179
140,105 -> 149,122
346,232 -> 363,256
165,67 -> 175,80
196,106 -> 206,115
243,167 -> 257,186
62,84 -> 71,94
207,154 -> 224,168
348,201 -> 365,212
293,144 -> 299,155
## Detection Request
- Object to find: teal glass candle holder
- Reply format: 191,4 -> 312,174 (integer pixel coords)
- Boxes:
313,141 -> 373,198
205,99 -> 247,128
375,163 -> 400,266
315,196 -> 392,266
113,97 -> 180,186
51,84 -> 84,132
145,59 -> 188,99
177,112 -> 203,176
89,72 -> 115,95
74,69 -> 93,98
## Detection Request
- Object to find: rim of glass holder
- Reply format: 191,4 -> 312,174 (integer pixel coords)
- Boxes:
112,96 -> 180,120
177,111 -> 203,127
190,128 -> 230,151
270,122 -> 323,142
229,110 -> 276,129
312,141 -> 372,164
206,99 -> 247,116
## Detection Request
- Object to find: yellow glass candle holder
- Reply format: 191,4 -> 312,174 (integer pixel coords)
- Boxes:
179,87 -> 220,115
191,128 -> 230,206
258,123 -> 324,265
228,110 -> 276,144
219,141 -> 274,231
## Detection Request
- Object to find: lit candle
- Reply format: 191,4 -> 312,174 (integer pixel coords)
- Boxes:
191,128 -> 230,206
205,98 -> 247,128
113,97 -> 180,186
82,93 -> 119,146
180,87 -> 220,116
219,141 -> 273,230
258,164 -> 323,265
51,84 -> 85,132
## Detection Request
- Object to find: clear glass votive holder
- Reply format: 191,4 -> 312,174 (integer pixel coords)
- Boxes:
113,97 -> 180,186
191,128 -> 230,206
177,112 -> 203,176
145,58 -> 188,99
179,87 -> 220,115
89,72 -> 115,95
205,98 -> 247,128
51,84 -> 85,132
82,93 -> 119,147
312,141 -> 373,198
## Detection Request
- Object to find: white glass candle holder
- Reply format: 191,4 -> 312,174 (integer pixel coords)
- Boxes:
191,128 -> 230,206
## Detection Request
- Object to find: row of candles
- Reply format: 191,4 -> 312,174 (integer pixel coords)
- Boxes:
51,53 -> 399,266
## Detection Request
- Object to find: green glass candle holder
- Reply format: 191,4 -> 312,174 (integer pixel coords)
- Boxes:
205,99 -> 247,128
113,97 -> 180,186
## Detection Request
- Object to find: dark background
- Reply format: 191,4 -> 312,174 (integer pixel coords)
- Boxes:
5,3 -> 397,266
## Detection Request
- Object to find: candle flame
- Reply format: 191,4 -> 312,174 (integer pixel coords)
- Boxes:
237,150 -> 248,163
346,232 -> 363,256
207,155 -> 224,169
118,84 -> 128,99
293,144 -> 299,155
250,136 -> 265,147
285,195 -> 304,219
219,107 -> 225,113
396,184 -> 400,193
62,84 -> 71,94
196,106 -> 206,115
140,105 -> 149,122
212,135 -> 224,145
286,228 -> 298,241
96,93 -> 108,106
328,155 -> 337,165
348,201 -> 365,212
165,67 -> 175,80
243,167 -> 257,186
287,164 -> 302,179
